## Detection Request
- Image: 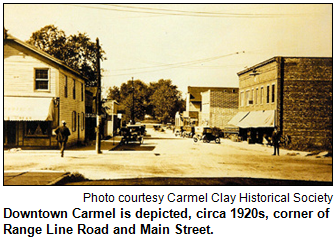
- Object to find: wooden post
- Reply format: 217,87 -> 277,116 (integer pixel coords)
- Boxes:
96,38 -> 102,154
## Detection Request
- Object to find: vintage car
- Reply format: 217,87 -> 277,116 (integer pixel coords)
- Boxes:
119,125 -> 145,145
193,127 -> 221,144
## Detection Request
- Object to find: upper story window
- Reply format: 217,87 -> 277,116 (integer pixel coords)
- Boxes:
73,79 -> 76,99
266,85 -> 270,104
255,88 -> 258,105
64,75 -> 68,98
35,69 -> 49,90
240,92 -> 244,107
271,84 -> 275,103
260,87 -> 264,105
246,90 -> 250,106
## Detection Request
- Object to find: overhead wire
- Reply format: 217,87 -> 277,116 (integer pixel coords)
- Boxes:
104,51 -> 245,77
71,4 -> 307,18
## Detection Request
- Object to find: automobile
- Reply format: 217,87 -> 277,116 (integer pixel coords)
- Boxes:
182,125 -> 195,138
193,127 -> 220,144
119,125 -> 145,145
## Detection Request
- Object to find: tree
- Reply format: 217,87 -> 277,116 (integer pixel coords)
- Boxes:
149,79 -> 184,123
119,79 -> 149,123
106,86 -> 121,102
27,25 -> 106,86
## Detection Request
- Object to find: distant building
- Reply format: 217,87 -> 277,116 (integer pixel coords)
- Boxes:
4,34 -> 86,148
201,89 -> 239,129
185,86 -> 239,128
230,56 -> 332,150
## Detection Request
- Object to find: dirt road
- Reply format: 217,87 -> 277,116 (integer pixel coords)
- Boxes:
4,129 -> 332,182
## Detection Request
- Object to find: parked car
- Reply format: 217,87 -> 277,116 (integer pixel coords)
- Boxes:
120,125 -> 145,145
193,127 -> 220,144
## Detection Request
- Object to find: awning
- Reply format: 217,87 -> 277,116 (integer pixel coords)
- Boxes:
4,97 -> 54,121
228,111 -> 250,126
237,110 -> 275,128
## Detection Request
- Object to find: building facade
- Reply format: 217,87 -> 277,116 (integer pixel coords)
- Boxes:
231,56 -> 332,150
201,89 -> 239,129
4,34 -> 86,148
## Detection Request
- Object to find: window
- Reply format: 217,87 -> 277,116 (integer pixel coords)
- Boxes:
81,83 -> 84,101
64,75 -> 68,98
73,79 -> 76,99
251,89 -> 254,105
240,92 -> 244,107
246,90 -> 250,106
81,112 -> 85,130
255,88 -> 258,105
72,111 -> 77,132
35,69 -> 49,90
272,84 -> 275,103
260,87 -> 264,104
25,122 -> 49,137
232,89 -> 236,93
267,85 -> 270,103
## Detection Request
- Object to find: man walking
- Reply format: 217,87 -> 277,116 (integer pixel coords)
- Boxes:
55,120 -> 71,157
272,126 -> 280,156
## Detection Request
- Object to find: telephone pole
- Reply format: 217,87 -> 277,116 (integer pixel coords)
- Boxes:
131,77 -> 135,125
96,38 -> 102,154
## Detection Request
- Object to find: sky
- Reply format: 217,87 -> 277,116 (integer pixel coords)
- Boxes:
3,3 -> 332,98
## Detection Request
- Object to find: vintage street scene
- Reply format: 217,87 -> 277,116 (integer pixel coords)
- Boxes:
3,4 -> 332,186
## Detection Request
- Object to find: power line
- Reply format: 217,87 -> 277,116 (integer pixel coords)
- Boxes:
71,4 -> 307,18
104,51 -> 245,77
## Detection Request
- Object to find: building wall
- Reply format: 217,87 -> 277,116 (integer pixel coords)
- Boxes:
281,57 -> 332,150
4,44 -> 57,98
201,89 -> 239,128
239,59 -> 279,112
59,70 -> 86,145
210,90 -> 239,129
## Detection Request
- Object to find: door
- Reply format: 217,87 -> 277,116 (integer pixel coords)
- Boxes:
6,121 -> 17,145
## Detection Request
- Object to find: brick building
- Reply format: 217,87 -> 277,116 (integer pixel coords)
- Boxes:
230,56 -> 332,151
4,34 -> 86,148
201,89 -> 239,129
186,86 -> 239,128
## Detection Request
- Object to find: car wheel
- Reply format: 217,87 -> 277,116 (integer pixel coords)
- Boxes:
193,137 -> 198,143
215,138 -> 220,144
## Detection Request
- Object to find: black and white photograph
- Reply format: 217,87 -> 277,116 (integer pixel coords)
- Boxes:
3,4 -> 332,186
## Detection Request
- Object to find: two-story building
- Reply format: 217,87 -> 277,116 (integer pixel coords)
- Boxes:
4,34 -> 86,148
229,56 -> 332,151
185,86 -> 239,129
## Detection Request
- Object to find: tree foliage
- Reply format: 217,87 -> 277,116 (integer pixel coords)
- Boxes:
27,25 -> 105,86
107,79 -> 185,123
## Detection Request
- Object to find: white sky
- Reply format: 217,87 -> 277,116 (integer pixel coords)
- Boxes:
3,4 -> 332,97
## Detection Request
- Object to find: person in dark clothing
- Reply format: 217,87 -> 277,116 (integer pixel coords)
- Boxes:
55,120 -> 71,157
272,127 -> 280,156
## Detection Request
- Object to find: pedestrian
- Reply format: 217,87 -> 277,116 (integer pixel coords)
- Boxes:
272,126 -> 280,156
55,120 -> 71,157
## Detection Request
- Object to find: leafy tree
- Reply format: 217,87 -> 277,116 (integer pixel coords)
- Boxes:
106,86 -> 121,102
119,79 -> 149,123
149,79 -> 184,123
27,25 -> 106,86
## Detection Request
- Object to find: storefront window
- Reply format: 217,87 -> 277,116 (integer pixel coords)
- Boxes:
25,122 -> 49,137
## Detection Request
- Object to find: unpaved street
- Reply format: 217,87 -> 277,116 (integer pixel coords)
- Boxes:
4,129 -> 332,182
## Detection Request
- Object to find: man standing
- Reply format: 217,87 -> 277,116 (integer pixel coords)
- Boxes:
55,120 -> 71,157
272,126 -> 280,156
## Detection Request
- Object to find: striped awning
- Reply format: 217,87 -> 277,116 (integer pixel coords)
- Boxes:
4,97 -> 54,121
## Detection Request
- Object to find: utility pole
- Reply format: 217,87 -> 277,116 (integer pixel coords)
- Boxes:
96,38 -> 102,154
131,77 -> 135,125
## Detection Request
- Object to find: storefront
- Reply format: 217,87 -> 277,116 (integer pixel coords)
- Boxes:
4,97 -> 59,148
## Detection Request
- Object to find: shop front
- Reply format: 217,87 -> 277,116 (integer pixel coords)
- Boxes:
4,97 -> 59,148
